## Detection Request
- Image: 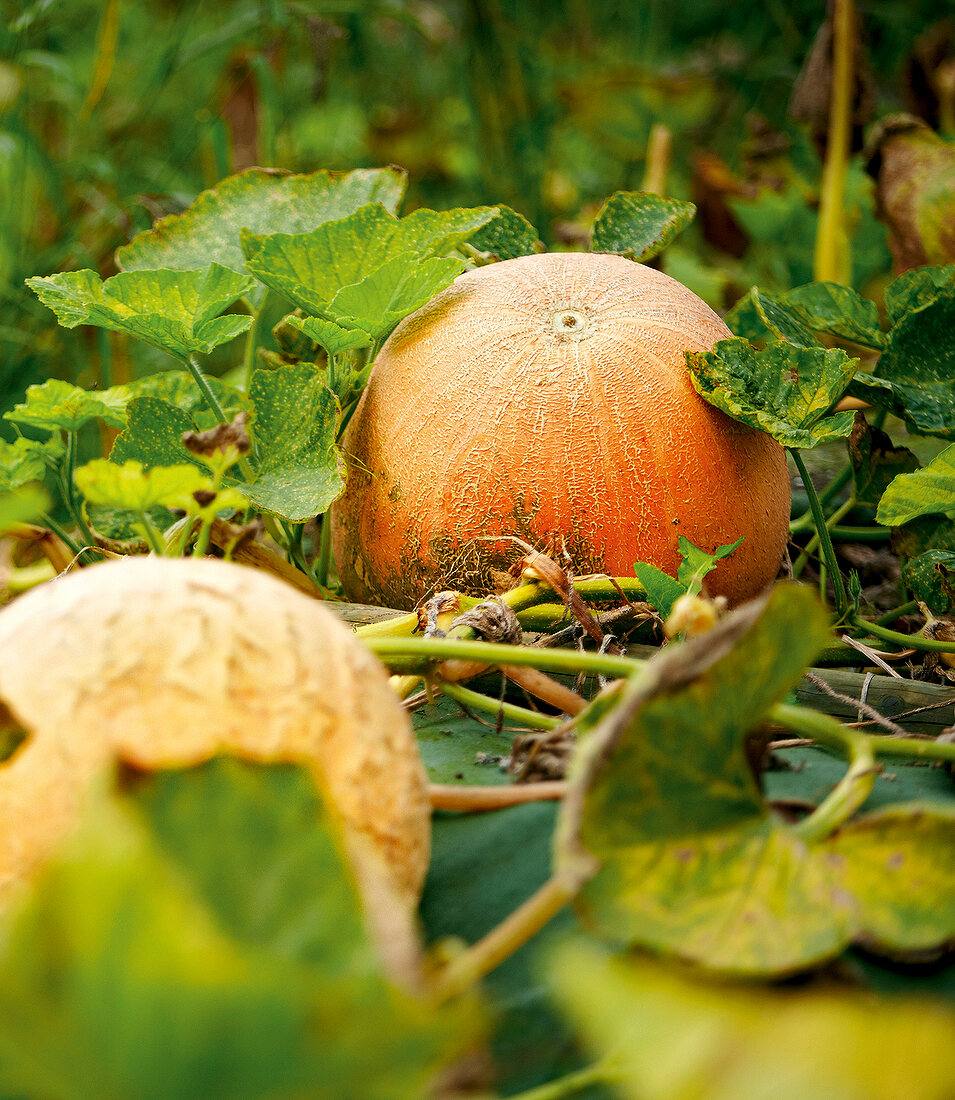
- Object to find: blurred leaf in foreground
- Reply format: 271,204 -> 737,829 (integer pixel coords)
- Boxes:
0,759 -> 473,1100
556,586 -> 955,975
591,191 -> 695,261
686,338 -> 856,448
546,941 -> 955,1100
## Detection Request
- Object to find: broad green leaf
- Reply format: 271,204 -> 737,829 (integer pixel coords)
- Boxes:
850,284 -> 955,439
885,263 -> 954,325
286,316 -> 372,357
412,692 -> 513,787
546,941 -> 955,1100
0,486 -> 49,532
676,535 -> 744,595
468,205 -> 540,260
782,283 -> 884,348
74,459 -> 211,512
27,264 -> 255,360
240,202 -> 494,317
103,371 -> 246,430
591,191 -> 695,261
0,435 -> 64,492
891,514 -> 955,558
686,338 -> 857,448
328,253 -> 465,340
903,549 -> 955,613
5,378 -> 127,432
556,586 -> 955,974
116,166 -> 408,277
876,443 -> 955,526
110,396 -> 205,471
848,414 -> 920,508
632,562 -> 685,618
0,759 -> 472,1100
243,363 -> 344,522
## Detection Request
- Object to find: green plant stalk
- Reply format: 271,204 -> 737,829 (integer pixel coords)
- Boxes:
790,449 -> 850,619
365,635 -> 639,679
436,678 -> 561,730
64,429 -> 97,550
503,1059 -> 622,1100
813,0 -> 854,284
850,617 -> 955,654
315,512 -> 334,590
185,354 -> 230,424
434,875 -> 574,1002
875,600 -> 919,625
773,703 -> 878,842
790,463 -> 853,534
866,735 -> 955,762
241,292 -> 273,384
136,511 -> 166,556
40,513 -> 81,557
825,525 -> 890,542
792,496 -> 856,578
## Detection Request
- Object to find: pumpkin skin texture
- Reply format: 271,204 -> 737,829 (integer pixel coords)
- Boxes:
0,555 -> 430,985
332,252 -> 790,610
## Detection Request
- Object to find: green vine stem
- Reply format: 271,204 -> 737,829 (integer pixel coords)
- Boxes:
64,429 -> 97,552
790,463 -> 853,534
874,600 -> 919,625
501,1059 -> 623,1100
813,0 -> 854,284
365,635 -> 638,679
789,449 -> 850,620
185,354 -> 230,423
866,735 -> 955,762
850,616 -> 955,655
792,495 -> 856,578
433,875 -> 574,1003
772,703 -> 878,842
436,678 -> 561,731
136,511 -> 166,556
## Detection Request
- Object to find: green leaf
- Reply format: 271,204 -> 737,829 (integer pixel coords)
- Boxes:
676,535 -> 744,595
634,537 -> 743,617
0,435 -> 64,492
891,515 -> 955,559
778,283 -> 884,348
0,759 -> 472,1100
903,549 -> 955,613
686,338 -> 857,448
876,443 -> 955,526
74,459 -> 212,512
468,205 -> 540,260
850,283 -> 955,439
884,264 -> 954,325
546,941 -> 955,1100
27,264 -> 255,360
328,253 -> 465,340
591,191 -> 695,261
116,166 -> 408,277
240,202 -> 494,318
0,486 -> 50,532
5,378 -> 127,432
243,363 -> 344,522
286,316 -> 372,357
555,587 -> 955,975
103,371 -> 246,430
632,562 -> 685,619
848,413 -> 921,508
110,396 -> 205,471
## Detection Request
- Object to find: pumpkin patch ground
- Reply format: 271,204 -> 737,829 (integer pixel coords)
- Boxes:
4,4 -> 955,1098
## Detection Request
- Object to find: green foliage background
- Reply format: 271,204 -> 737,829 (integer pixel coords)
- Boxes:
0,0 -> 948,417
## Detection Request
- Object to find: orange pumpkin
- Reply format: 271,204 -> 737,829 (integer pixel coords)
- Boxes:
332,252 -> 790,609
